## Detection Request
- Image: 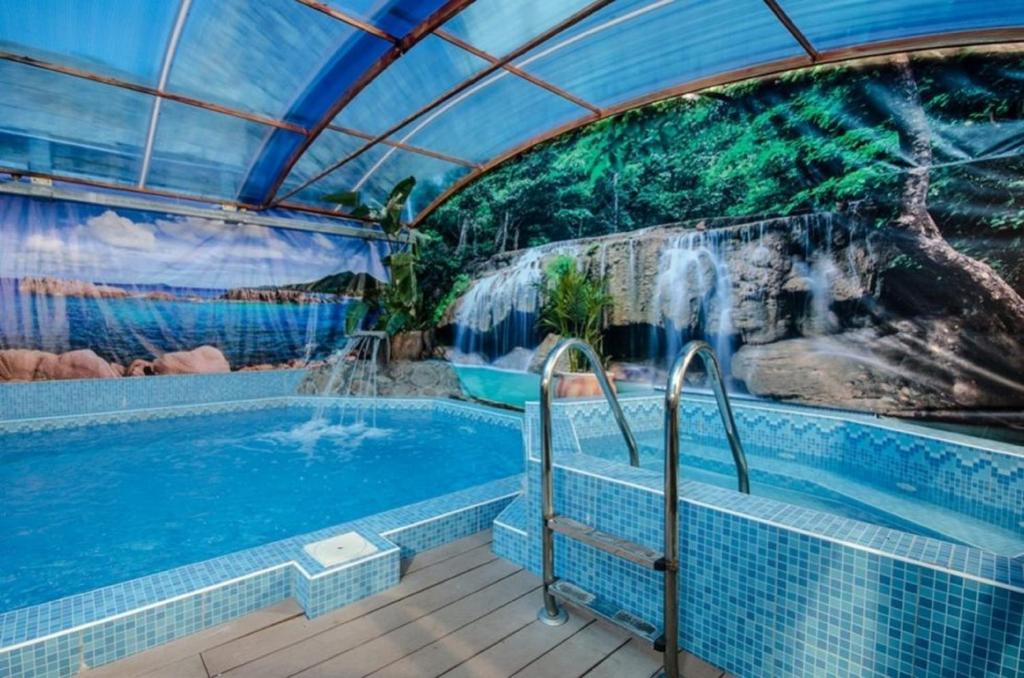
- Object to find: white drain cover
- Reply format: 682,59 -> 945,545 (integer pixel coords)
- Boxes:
304,532 -> 379,568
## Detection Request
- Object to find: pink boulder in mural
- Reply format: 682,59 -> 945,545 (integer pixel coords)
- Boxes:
34,349 -> 119,381
152,346 -> 230,375
0,349 -> 52,381
127,359 -> 155,376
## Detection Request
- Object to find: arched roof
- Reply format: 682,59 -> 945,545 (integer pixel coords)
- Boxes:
1,0 -> 1022,227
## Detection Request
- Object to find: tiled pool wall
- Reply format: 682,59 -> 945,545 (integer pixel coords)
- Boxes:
566,395 -> 1024,533
0,386 -> 522,678
493,397 -> 1024,677
0,369 -> 308,421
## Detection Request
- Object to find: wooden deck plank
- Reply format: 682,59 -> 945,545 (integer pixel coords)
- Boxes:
513,618 -> 630,678
583,637 -> 662,678
366,587 -> 546,678
439,613 -> 591,678
220,558 -> 521,677
203,543 -> 498,675
80,599 -> 302,678
677,653 -> 727,678
295,571 -> 539,677
402,530 -> 493,575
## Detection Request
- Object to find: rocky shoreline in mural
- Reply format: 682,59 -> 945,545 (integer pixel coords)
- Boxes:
443,208 -> 1024,416
0,345 -> 318,382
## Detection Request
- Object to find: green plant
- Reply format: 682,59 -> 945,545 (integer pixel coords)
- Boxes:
324,177 -> 428,336
537,255 -> 613,371
432,273 -> 471,326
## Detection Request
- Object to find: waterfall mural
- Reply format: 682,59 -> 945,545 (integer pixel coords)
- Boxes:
415,47 -> 1024,421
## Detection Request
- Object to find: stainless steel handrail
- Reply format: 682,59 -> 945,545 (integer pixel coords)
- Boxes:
538,338 -> 640,625
659,340 -> 750,678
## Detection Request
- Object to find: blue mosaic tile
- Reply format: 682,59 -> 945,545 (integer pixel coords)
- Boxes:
0,370 -> 307,422
506,420 -> 1024,677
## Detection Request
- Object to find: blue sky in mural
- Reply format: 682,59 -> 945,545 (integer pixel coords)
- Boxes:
0,197 -> 376,289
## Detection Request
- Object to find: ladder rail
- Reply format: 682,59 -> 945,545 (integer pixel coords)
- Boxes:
538,338 -> 640,623
660,340 -> 751,678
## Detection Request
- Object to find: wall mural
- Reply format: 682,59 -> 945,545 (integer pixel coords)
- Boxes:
0,194 -> 391,381
420,47 -> 1024,421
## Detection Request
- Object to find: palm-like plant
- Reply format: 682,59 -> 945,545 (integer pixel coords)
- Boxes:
324,177 -> 426,336
537,255 -> 613,371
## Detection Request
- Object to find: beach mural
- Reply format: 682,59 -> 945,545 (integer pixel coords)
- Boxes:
0,194 -> 391,381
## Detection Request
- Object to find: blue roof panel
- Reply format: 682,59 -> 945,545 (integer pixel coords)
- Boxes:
517,0 -> 805,110
0,0 -> 177,85
779,0 -> 1024,51
0,60 -> 150,185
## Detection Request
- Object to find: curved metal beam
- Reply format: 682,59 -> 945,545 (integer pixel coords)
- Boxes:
270,0 -> 617,208
410,29 -> 1024,228
259,0 -> 478,208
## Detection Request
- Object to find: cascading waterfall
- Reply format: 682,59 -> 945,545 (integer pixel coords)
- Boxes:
649,230 -> 734,374
453,245 -> 576,360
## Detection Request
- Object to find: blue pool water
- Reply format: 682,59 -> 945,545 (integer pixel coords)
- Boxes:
0,403 -> 522,613
579,432 -> 1024,557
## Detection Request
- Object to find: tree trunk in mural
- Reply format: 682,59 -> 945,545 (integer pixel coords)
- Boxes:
878,55 -> 1024,405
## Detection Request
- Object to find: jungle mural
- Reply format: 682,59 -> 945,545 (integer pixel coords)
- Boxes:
418,47 -> 1024,421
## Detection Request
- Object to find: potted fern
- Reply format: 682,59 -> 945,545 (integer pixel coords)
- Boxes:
537,254 -> 615,397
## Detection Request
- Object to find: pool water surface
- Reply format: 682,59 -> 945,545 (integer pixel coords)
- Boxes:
0,402 -> 522,613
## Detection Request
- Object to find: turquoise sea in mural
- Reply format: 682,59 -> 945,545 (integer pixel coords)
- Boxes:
0,279 -> 352,367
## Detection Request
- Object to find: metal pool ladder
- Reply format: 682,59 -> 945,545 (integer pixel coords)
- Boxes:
537,339 -> 750,678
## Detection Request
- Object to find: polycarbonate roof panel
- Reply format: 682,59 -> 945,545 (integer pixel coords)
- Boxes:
442,0 -> 595,57
391,72 -> 590,163
146,101 -> 285,201
322,0 -> 451,38
168,0 -> 386,128
1,0 -> 1023,219
778,0 -> 1024,51
291,145 -> 469,213
0,60 -> 150,185
0,0 -> 178,85
517,0 -> 805,110
279,129 -> 375,197
333,35 -> 489,136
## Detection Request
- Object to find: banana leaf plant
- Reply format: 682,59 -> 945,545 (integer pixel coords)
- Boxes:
324,177 -> 428,336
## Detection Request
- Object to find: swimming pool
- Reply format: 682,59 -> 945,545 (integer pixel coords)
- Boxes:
571,399 -> 1024,556
0,399 -> 523,613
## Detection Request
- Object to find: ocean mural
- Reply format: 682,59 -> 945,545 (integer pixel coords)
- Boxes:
418,48 -> 1024,423
0,194 -> 392,381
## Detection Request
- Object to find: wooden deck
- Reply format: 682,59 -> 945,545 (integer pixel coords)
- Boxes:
83,531 -> 731,678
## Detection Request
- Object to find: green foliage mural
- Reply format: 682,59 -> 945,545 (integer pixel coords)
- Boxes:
418,48 -> 1024,305
417,47 -> 1024,419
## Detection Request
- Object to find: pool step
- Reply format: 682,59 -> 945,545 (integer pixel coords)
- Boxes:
549,516 -> 664,570
549,579 -> 661,643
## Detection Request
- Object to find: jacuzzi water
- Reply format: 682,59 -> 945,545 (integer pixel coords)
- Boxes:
0,403 -> 522,613
578,431 -> 1024,557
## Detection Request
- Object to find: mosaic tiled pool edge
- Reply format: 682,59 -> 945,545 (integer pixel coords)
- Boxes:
0,369 -> 308,421
0,389 -> 521,678
506,399 -> 1024,677
0,477 -> 518,677
535,394 -> 1024,539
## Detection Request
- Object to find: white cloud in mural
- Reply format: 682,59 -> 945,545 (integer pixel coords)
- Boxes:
86,210 -> 156,251
312,233 -> 336,250
23,233 -> 64,254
